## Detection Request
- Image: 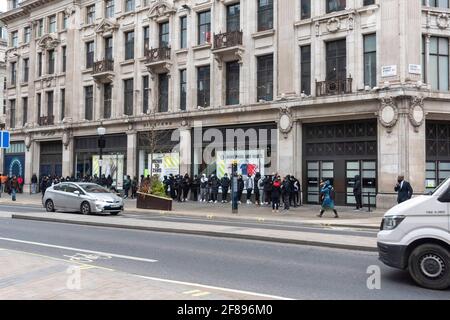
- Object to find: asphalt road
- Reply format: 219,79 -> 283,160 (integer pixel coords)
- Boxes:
0,204 -> 378,237
0,216 -> 448,299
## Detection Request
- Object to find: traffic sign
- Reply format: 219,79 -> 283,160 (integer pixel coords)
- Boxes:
0,131 -> 10,149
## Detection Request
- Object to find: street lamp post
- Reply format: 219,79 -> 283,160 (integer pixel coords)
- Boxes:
97,126 -> 106,184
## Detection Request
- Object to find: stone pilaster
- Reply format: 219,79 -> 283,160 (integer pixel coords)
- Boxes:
126,130 -> 137,178
62,135 -> 73,177
376,96 -> 426,209
179,126 -> 191,175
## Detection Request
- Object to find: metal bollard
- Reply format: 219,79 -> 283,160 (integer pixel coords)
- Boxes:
367,192 -> 371,213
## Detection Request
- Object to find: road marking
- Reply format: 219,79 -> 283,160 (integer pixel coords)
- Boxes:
192,291 -> 210,297
0,247 -> 114,271
0,237 -> 158,263
183,289 -> 201,294
135,275 -> 293,300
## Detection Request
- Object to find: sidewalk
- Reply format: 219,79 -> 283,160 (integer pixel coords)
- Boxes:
0,248 -> 280,300
0,192 -> 385,229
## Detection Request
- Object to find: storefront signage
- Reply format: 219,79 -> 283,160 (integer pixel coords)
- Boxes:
0,131 -> 10,149
148,153 -> 180,179
216,150 -> 265,179
381,65 -> 397,77
4,155 -> 25,177
408,64 -> 422,75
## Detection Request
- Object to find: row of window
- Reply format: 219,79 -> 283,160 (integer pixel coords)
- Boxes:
300,0 -> 375,19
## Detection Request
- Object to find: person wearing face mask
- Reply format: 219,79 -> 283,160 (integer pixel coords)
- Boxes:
394,175 -> 413,204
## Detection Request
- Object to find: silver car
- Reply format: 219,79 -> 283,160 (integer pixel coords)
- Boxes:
43,182 -> 124,215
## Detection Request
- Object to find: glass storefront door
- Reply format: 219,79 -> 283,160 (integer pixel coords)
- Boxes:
307,161 -> 334,204
346,160 -> 377,207
426,161 -> 450,192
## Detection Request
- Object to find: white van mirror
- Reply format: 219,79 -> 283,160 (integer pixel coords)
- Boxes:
74,190 -> 80,196
437,188 -> 450,203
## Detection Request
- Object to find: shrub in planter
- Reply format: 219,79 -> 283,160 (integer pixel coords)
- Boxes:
137,175 -> 172,211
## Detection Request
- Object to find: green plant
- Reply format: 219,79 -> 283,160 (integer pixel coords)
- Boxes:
139,175 -> 170,199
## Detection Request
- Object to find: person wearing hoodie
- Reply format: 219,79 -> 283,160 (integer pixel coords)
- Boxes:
254,173 -> 261,205
263,175 -> 273,205
245,174 -> 254,204
209,174 -> 220,203
220,173 -> 231,203
200,174 -> 209,202
317,180 -> 339,218
182,173 -> 191,202
257,174 -> 265,205
191,175 -> 200,201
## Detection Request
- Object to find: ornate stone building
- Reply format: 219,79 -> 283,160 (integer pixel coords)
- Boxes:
1,0 -> 450,208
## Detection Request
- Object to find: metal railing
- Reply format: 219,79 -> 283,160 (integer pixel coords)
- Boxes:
93,59 -> 114,74
213,31 -> 243,50
315,78 -> 353,97
38,115 -> 54,126
145,47 -> 171,64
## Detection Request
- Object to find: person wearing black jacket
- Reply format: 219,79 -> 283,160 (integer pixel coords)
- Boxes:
237,175 -> 244,204
191,175 -> 200,201
263,176 -> 273,205
220,173 -> 231,203
395,175 -> 413,204
353,175 -> 363,210
168,174 -> 176,199
163,176 -> 169,196
175,175 -> 183,202
209,174 -> 220,203
181,174 -> 191,202
254,173 -> 261,205
281,175 -> 293,211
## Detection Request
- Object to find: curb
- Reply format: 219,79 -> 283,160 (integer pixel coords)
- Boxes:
11,214 -> 377,252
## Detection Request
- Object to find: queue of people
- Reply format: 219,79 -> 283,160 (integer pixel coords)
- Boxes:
161,173 -> 303,211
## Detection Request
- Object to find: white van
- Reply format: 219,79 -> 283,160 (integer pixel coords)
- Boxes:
378,177 -> 450,290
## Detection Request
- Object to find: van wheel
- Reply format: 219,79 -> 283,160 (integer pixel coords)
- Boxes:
45,200 -> 55,212
408,244 -> 450,290
80,202 -> 91,215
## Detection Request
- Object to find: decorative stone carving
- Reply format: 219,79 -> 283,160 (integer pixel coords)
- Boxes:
378,97 -> 399,133
95,19 -> 119,36
148,0 -> 176,21
25,133 -> 32,151
64,5 -> 77,16
279,106 -> 293,138
315,21 -> 320,36
62,129 -> 71,150
326,17 -> 341,33
347,13 -> 354,30
37,34 -> 60,50
235,49 -> 244,65
409,97 -> 425,132
437,13 -> 449,29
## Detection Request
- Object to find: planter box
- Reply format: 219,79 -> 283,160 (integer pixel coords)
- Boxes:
137,192 -> 172,211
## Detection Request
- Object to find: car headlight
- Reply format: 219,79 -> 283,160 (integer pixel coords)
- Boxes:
381,215 -> 406,230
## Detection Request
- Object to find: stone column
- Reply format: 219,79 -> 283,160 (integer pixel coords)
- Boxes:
179,126 -> 191,175
0,148 -> 4,175
377,96 -> 426,209
276,0 -> 295,97
62,136 -> 73,177
24,140 -> 39,193
126,130 -> 137,178
277,114 -> 297,177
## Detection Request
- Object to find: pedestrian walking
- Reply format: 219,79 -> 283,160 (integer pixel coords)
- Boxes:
220,173 -> 230,203
131,176 -> 138,199
317,180 -> 339,218
168,174 -> 176,199
40,176 -> 48,198
11,176 -> 19,201
245,174 -> 254,204
395,175 -> 413,204
175,175 -> 183,202
258,174 -> 264,205
200,174 -> 208,202
291,176 -> 300,207
271,177 -> 282,213
353,175 -> 363,210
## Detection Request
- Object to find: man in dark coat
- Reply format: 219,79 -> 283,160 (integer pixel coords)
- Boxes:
220,173 -> 231,203
181,174 -> 191,202
191,175 -> 200,201
353,175 -> 363,210
209,174 -> 220,203
395,175 -> 413,204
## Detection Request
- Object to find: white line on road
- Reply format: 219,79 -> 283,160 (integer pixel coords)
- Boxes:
0,237 -> 158,263
135,275 -> 294,300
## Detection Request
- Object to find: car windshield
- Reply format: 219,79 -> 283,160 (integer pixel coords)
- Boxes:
80,185 -> 111,194
430,177 -> 450,195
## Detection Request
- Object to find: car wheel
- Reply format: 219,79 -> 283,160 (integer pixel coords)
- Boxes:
80,202 -> 91,215
408,244 -> 450,290
45,199 -> 55,212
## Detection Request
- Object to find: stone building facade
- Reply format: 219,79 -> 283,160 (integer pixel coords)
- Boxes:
1,0 -> 450,208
